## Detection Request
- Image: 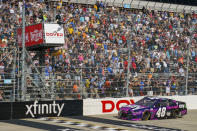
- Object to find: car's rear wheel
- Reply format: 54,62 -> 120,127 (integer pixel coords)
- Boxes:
142,111 -> 150,120
118,111 -> 122,119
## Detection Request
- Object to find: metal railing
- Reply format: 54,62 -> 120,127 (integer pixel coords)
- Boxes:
0,0 -> 196,101
18,66 -> 197,101
0,48 -> 196,101
0,48 -> 18,102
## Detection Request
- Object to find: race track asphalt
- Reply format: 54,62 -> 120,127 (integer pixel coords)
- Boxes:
0,110 -> 196,131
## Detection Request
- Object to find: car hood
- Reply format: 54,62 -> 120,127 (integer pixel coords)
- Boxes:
120,104 -> 148,112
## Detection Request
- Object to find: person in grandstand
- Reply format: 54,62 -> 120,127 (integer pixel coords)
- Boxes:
0,0 -> 196,99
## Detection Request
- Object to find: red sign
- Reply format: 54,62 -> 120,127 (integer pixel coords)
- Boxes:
101,99 -> 135,113
17,24 -> 43,47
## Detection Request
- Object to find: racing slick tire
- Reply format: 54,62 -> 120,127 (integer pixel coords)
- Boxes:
142,111 -> 150,120
118,111 -> 123,119
172,110 -> 181,118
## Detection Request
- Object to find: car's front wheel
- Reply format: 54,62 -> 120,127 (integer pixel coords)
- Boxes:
142,111 -> 150,120
172,110 -> 181,118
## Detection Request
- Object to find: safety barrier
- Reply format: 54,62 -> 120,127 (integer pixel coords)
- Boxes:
83,95 -> 197,116
0,100 -> 83,120
0,95 -> 196,120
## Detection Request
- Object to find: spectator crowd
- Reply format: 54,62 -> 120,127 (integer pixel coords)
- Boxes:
0,0 -> 196,100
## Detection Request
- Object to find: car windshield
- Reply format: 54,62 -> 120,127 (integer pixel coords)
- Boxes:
135,98 -> 156,107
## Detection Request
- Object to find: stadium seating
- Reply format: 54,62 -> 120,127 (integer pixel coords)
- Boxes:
0,0 -> 196,101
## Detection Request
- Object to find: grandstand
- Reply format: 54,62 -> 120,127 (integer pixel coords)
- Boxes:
0,0 -> 196,102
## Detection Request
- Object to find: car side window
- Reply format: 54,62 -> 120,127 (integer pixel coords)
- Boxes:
160,102 -> 168,107
168,100 -> 176,106
159,100 -> 169,107
155,103 -> 160,108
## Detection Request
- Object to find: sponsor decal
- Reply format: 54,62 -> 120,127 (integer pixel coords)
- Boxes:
30,29 -> 43,42
25,101 -> 64,117
156,107 -> 166,118
166,112 -> 171,116
46,33 -> 63,37
101,99 -> 134,113
17,23 -> 43,47
44,24 -> 65,44
179,104 -> 184,108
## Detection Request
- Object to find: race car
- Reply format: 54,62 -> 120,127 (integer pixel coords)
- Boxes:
118,96 -> 187,120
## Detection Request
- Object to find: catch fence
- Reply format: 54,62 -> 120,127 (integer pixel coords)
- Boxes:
0,47 -> 197,102
0,0 -> 197,102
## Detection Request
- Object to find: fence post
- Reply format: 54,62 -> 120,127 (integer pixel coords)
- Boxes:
185,32 -> 193,95
13,49 -> 17,102
112,0 -> 115,6
169,3 -> 171,12
138,1 -> 141,9
189,7 -> 193,14
183,5 -> 186,13
17,48 -> 20,101
122,0 -> 124,7
51,71 -> 55,100
80,68 -> 83,99
53,1 -> 57,22
21,0 -> 27,101
176,4 -> 179,13
153,2 -> 156,10
146,1 -> 149,9
130,0 -> 134,8
126,34 -> 131,97
161,2 -> 164,11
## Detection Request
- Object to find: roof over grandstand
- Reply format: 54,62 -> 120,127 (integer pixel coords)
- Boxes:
48,0 -> 197,13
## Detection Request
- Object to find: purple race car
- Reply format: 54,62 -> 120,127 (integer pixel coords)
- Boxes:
118,96 -> 187,120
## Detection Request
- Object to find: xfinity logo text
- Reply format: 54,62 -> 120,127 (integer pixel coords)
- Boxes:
26,101 -> 64,117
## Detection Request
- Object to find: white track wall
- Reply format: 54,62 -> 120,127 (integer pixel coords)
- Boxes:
159,95 -> 197,110
83,95 -> 197,115
83,97 -> 143,115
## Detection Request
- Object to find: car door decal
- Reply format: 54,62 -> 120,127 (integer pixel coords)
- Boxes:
156,107 -> 166,118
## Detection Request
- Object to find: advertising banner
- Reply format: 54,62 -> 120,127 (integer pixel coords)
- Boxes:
0,102 -> 11,120
0,100 -> 83,120
83,96 -> 197,116
83,97 -> 142,115
13,100 -> 83,119
17,23 -> 43,47
44,24 -> 65,44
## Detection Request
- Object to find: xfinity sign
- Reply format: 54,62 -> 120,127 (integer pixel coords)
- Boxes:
26,101 -> 64,117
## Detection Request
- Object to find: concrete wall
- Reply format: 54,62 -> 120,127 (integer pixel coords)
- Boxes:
83,95 -> 197,115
